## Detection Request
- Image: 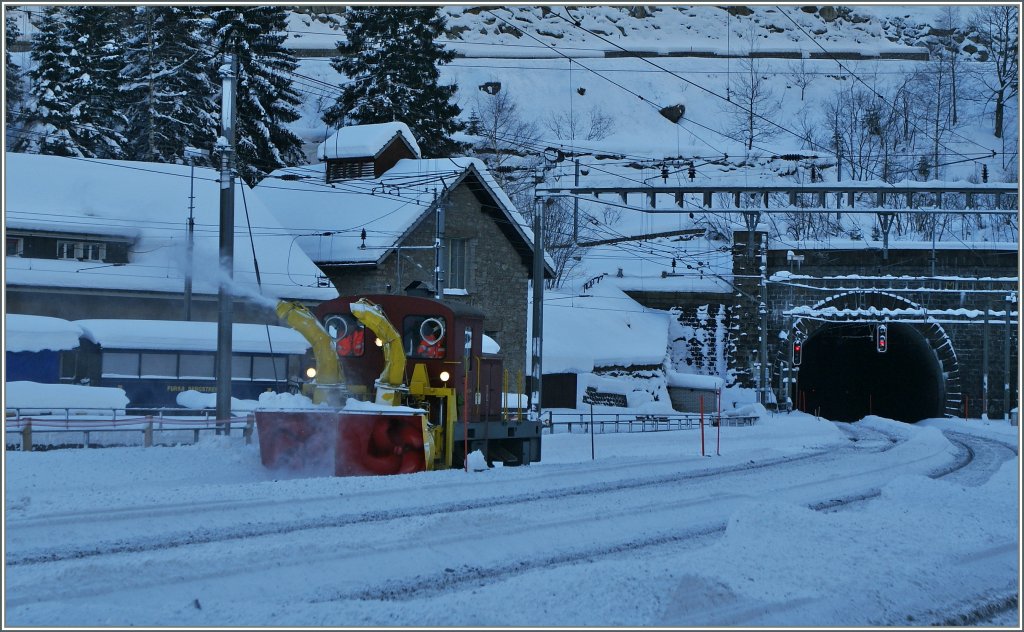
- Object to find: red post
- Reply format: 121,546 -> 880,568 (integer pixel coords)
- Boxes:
716,389 -> 721,456
964,394 -> 969,421
699,395 -> 705,457
869,393 -> 873,416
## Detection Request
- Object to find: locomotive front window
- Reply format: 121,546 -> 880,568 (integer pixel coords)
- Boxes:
323,313 -> 365,357
403,315 -> 447,359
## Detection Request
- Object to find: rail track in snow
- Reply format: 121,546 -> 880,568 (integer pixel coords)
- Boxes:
5,421 -> 1015,627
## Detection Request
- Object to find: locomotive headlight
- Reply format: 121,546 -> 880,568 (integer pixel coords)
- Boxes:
375,337 -> 383,347
439,371 -> 450,383
305,367 -> 317,379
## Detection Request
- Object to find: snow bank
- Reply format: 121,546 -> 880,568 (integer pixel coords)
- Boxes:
175,390 -> 260,412
5,381 -> 128,413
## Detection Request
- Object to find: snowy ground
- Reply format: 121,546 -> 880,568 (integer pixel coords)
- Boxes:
4,411 -> 1019,628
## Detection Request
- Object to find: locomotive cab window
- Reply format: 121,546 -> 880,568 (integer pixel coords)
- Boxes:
323,313 -> 365,357
403,315 -> 446,359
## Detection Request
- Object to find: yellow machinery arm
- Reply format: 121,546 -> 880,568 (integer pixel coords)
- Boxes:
350,298 -> 407,405
276,301 -> 344,404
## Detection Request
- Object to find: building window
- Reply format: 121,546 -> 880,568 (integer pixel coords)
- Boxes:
445,238 -> 469,290
6,236 -> 23,256
57,240 -> 107,261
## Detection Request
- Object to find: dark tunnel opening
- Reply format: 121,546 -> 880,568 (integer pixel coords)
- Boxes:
796,323 -> 945,423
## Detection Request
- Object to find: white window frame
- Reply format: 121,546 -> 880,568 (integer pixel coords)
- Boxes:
57,240 -> 106,262
6,236 -> 23,257
445,237 -> 470,290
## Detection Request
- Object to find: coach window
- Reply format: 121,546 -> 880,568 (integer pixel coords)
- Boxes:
179,353 -> 215,379
102,352 -> 140,377
141,352 -> 177,378
232,355 -> 252,380
253,356 -> 287,381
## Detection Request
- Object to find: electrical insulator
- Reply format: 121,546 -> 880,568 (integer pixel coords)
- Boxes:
661,165 -> 669,183
688,162 -> 696,181
876,324 -> 888,353
981,164 -> 989,183
810,165 -> 818,182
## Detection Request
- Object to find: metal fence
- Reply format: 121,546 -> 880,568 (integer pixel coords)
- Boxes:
544,412 -> 758,434
5,407 -> 254,451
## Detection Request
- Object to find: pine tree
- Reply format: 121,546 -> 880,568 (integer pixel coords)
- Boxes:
15,6 -> 80,156
61,5 -> 132,158
209,6 -> 306,185
323,6 -> 467,157
5,12 -> 23,127
120,6 -> 218,165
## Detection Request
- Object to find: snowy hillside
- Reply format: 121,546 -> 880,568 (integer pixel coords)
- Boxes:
277,5 -> 1018,329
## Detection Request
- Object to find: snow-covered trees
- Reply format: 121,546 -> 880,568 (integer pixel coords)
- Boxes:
969,5 -> 1019,139
724,57 -> 782,151
16,5 -> 131,158
120,6 -> 218,165
16,7 -> 81,156
5,12 -> 21,127
62,5 -> 132,158
323,6 -> 466,157
209,6 -> 306,185
469,88 -> 542,205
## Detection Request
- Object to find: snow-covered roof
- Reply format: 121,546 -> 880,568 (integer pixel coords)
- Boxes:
254,157 -> 555,273
5,314 -> 83,353
667,371 -> 724,391
4,152 -> 335,303
73,320 -> 311,355
316,122 -> 421,161
543,285 -> 669,373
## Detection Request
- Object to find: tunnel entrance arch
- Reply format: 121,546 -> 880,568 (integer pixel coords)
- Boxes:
780,291 -> 961,422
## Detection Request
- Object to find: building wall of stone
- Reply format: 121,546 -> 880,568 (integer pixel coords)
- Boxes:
327,184 -> 532,376
728,230 -> 1019,418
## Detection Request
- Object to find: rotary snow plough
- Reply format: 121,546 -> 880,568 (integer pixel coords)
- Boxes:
254,294 -> 542,475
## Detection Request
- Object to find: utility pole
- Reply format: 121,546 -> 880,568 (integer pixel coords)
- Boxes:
759,231 -> 770,407
183,147 -> 208,321
573,158 -> 580,244
434,189 -> 445,300
530,196 -> 545,422
215,46 -> 238,430
982,299 -> 990,420
1004,292 -> 1014,421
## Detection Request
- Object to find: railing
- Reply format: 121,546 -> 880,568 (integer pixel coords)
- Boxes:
5,407 -> 255,451
543,411 -> 758,434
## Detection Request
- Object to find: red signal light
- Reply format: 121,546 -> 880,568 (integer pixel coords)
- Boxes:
876,324 -> 888,353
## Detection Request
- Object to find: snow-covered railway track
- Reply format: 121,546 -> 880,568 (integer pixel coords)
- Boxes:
7,427 -> 958,622
7,447 -> 838,567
